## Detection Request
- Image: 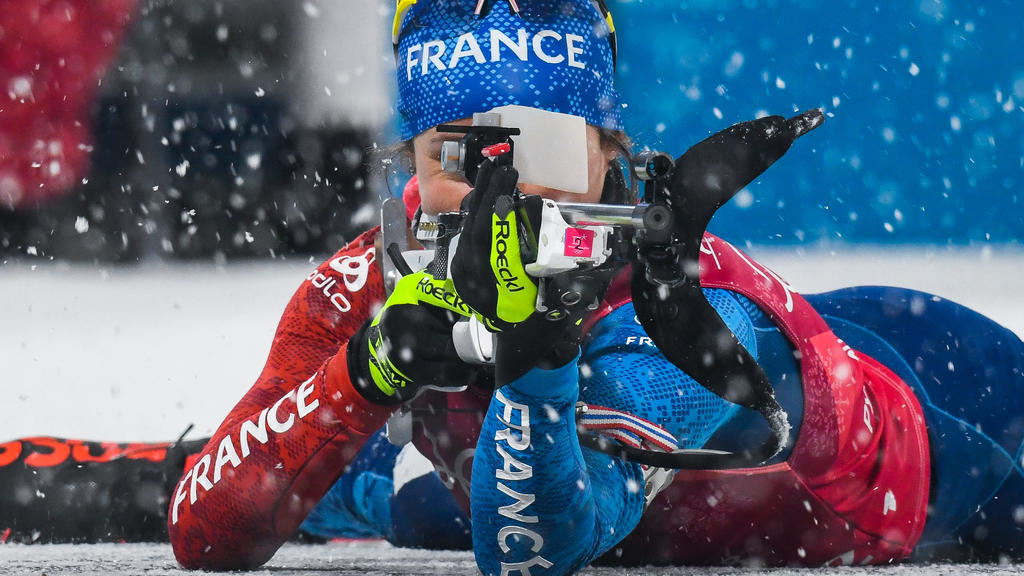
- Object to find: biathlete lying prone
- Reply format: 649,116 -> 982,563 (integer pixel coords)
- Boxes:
2,2 -> 1022,574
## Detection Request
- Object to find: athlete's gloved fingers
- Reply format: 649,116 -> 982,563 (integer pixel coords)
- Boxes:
494,314 -> 578,386
599,162 -> 630,205
453,163 -> 520,323
433,359 -> 477,387
469,162 -> 519,252
383,323 -> 458,361
453,160 -> 497,292
381,305 -> 452,337
488,164 -> 519,203
442,309 -> 463,325
461,157 -> 496,217
459,159 -> 494,262
381,314 -> 470,389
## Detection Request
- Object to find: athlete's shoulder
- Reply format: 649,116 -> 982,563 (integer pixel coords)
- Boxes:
263,226 -> 385,363
256,226 -> 385,390
303,226 -> 385,318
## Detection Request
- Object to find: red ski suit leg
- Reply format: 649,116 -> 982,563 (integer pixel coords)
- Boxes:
168,230 -> 392,570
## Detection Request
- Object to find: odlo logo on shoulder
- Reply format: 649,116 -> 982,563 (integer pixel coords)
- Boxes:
329,248 -> 376,292
307,248 -> 376,313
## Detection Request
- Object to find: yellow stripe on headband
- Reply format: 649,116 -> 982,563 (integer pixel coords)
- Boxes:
393,0 -> 418,45
604,10 -> 615,35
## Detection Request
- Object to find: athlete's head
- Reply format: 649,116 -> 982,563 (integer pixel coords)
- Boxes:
393,0 -> 629,214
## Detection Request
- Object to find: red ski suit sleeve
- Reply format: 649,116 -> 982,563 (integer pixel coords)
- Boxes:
168,228 -> 396,570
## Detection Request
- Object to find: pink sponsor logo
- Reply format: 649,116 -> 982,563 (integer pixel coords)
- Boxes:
563,227 -> 594,258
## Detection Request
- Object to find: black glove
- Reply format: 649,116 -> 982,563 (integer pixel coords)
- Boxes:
451,159 -> 616,385
347,271 -> 477,404
449,159 -> 536,329
492,268 -> 615,385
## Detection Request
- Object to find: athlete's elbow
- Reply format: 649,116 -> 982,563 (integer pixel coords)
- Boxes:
169,514 -> 278,571
166,461 -> 278,570
474,525 -> 579,576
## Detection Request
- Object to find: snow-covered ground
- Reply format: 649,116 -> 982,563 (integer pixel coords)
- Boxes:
1,258 -> 316,442
2,247 -> 1023,575
1,539 -> 1023,576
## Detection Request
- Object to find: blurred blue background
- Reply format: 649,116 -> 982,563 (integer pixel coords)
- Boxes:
2,1 -> 1020,263
612,0 -> 1024,245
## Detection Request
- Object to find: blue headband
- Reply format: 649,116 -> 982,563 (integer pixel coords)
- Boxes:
395,0 -> 622,140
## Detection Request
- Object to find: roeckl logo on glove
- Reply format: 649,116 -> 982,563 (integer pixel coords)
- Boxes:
493,218 -> 524,293
415,276 -> 474,316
